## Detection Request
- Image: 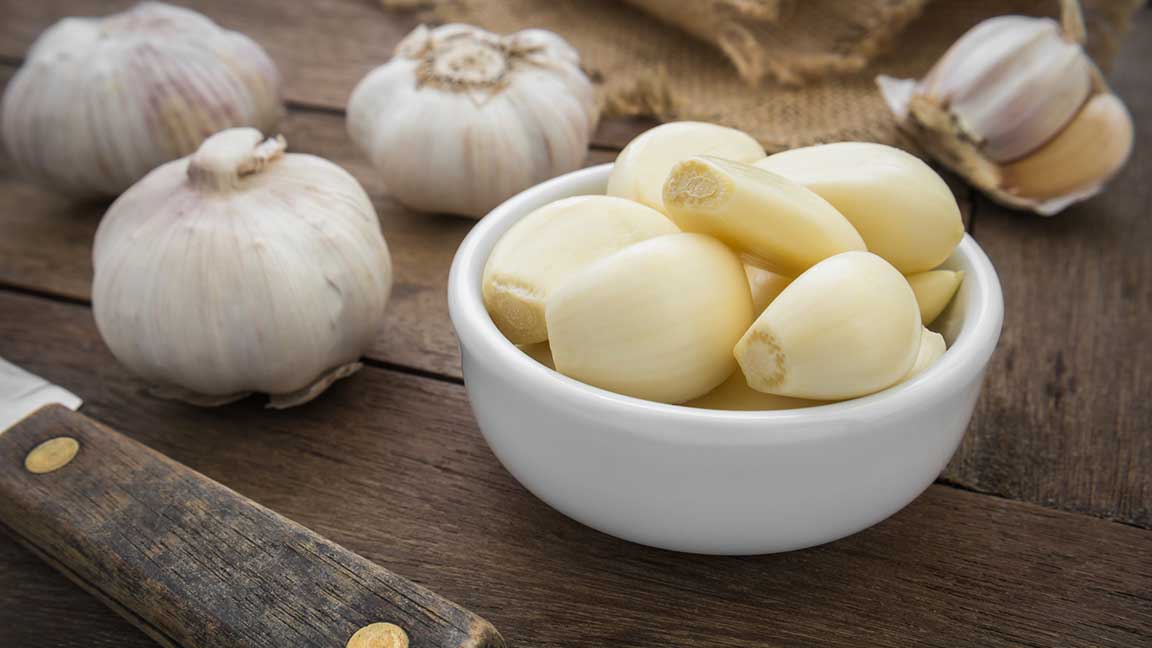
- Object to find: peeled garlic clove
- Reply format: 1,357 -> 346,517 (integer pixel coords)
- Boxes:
93,128 -> 392,408
1000,93 -> 1134,206
684,371 -> 821,411
755,143 -> 964,274
876,2 -> 1134,216
0,3 -> 281,198
662,156 -> 866,276
907,269 -> 964,325
482,196 -> 678,344
518,342 -> 555,370
745,266 -> 792,315
546,233 -> 753,404
735,251 -> 921,400
606,121 -> 766,212
348,24 -> 598,218
903,328 -> 947,381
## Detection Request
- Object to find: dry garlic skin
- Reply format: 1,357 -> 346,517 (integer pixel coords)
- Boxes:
735,251 -> 921,400
755,143 -> 964,274
906,269 -> 964,325
93,130 -> 392,408
347,24 -> 598,218
606,121 -> 766,211
483,196 -> 678,344
546,233 -> 753,404
0,3 -> 281,197
663,156 -> 866,276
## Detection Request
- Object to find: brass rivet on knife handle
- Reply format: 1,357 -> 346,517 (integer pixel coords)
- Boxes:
346,622 -> 409,648
24,437 -> 80,474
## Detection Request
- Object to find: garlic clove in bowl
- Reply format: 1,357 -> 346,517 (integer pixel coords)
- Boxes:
0,2 -> 282,199
92,128 -> 393,408
347,24 -> 599,219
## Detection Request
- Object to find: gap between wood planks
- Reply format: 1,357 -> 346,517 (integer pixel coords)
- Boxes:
0,281 -> 1143,537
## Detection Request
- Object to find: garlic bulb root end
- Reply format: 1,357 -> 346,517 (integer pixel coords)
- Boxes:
268,362 -> 363,409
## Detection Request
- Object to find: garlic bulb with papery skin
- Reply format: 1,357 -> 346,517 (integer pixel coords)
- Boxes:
347,24 -> 598,218
1,2 -> 281,198
93,128 -> 392,409
876,0 -> 1133,215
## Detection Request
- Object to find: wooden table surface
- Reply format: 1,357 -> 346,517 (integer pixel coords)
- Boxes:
0,2 -> 1149,646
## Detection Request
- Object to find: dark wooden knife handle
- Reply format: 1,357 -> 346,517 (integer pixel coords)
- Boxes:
0,405 -> 504,648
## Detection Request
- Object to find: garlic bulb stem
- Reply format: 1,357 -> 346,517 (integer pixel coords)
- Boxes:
187,129 -> 286,192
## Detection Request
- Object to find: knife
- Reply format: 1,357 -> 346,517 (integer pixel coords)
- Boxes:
0,356 -> 504,648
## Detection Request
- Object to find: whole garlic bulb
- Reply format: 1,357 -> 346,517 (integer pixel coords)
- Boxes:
93,128 -> 392,409
1,2 -> 282,198
877,0 -> 1133,215
347,24 -> 599,218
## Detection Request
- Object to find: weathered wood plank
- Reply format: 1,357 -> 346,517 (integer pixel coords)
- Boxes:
944,9 -> 1152,528
0,290 -> 1150,648
0,0 -> 649,149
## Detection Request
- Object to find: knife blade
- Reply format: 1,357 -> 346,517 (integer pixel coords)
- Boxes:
0,356 -> 504,648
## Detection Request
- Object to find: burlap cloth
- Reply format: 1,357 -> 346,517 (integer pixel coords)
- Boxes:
382,0 -> 1141,151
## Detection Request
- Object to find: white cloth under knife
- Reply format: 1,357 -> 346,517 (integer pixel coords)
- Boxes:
0,356 -> 82,432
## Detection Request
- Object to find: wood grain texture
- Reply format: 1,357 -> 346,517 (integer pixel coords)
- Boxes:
0,0 -> 648,149
942,8 -> 1152,528
0,290 -> 1150,648
0,405 -> 503,648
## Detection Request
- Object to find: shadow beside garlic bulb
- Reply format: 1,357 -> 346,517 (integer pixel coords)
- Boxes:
92,128 -> 392,409
347,24 -> 600,219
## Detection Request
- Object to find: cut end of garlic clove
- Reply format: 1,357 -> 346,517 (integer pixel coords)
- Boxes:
546,233 -> 753,404
903,329 -> 947,381
663,156 -> 866,276
907,270 -> 964,325
187,128 -> 286,192
755,142 -> 964,274
735,251 -> 921,400
482,195 -> 678,344
606,121 -> 766,211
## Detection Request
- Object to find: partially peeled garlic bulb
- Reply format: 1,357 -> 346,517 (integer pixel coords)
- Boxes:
734,251 -> 921,400
547,233 -> 753,404
755,143 -> 964,274
607,121 -> 766,212
483,196 -> 678,344
347,24 -> 598,218
663,156 -> 866,276
877,0 -> 1133,214
93,128 -> 392,408
1,2 -> 281,198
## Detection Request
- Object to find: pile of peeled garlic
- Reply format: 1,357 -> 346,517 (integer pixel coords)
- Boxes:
1,3 -> 282,198
876,0 -> 1133,215
348,23 -> 599,218
93,128 -> 393,409
483,121 -> 966,409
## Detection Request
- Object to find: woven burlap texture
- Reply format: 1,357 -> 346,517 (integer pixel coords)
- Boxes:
391,0 -> 1140,151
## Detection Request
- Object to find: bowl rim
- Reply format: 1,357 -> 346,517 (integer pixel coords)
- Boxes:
448,163 -> 1004,430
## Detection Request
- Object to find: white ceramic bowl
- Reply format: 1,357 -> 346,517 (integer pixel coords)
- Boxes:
448,164 -> 1003,555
